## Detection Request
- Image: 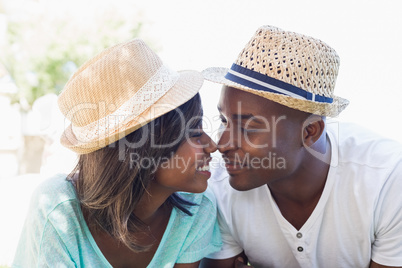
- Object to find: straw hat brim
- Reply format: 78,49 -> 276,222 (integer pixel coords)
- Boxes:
61,70 -> 203,154
203,67 -> 349,117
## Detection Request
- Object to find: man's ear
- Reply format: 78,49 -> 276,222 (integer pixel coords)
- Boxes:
302,116 -> 325,147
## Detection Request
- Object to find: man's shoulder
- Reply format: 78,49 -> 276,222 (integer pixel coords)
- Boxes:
329,122 -> 402,168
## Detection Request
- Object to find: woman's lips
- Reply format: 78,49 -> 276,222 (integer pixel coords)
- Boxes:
196,157 -> 212,177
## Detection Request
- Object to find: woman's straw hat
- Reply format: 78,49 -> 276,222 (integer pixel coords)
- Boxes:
58,39 -> 203,154
203,25 -> 349,117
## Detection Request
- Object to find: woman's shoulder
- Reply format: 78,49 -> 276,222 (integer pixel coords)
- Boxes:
30,173 -> 79,217
33,173 -> 76,197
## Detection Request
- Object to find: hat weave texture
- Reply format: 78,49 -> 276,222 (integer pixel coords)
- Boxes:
203,25 -> 349,116
58,39 -> 203,154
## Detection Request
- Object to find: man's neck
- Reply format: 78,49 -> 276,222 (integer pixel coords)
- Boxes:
267,135 -> 331,230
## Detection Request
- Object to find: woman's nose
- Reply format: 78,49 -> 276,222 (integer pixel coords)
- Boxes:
203,134 -> 217,154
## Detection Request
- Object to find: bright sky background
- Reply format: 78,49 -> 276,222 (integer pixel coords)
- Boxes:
131,0 -> 402,141
3,0 -> 402,142
135,0 -> 402,142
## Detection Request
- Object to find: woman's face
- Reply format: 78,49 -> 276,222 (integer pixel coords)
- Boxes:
154,126 -> 217,193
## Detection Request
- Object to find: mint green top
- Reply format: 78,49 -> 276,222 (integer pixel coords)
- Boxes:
12,174 -> 222,267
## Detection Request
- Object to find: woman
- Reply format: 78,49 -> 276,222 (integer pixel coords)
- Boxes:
13,39 -> 221,267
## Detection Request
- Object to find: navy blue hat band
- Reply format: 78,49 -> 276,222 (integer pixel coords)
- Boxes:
224,64 -> 333,104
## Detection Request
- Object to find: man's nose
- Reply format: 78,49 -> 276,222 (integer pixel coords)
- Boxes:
217,126 -> 237,153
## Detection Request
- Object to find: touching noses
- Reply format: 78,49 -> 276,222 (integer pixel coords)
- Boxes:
203,134 -> 217,154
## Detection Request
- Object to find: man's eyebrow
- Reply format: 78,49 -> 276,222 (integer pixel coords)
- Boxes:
233,113 -> 265,124
218,107 -> 265,124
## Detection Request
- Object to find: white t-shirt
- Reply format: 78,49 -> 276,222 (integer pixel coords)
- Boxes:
208,122 -> 402,268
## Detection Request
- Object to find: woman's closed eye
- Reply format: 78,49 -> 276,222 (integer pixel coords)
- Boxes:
190,131 -> 203,138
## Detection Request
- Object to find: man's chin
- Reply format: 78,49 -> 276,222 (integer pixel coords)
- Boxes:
228,175 -> 256,191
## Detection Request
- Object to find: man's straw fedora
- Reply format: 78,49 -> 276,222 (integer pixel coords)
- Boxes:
203,25 -> 349,117
58,39 -> 203,154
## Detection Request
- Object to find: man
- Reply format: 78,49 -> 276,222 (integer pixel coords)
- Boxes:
200,25 -> 402,268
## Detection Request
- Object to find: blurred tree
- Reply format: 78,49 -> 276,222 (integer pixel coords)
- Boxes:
0,0 -> 144,111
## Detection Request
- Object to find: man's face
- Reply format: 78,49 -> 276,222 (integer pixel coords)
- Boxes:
217,86 -> 309,191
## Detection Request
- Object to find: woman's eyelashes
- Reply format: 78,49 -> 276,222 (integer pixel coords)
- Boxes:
190,131 -> 203,138
187,125 -> 204,138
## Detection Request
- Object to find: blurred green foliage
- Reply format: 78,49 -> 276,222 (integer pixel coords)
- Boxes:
1,3 -> 143,110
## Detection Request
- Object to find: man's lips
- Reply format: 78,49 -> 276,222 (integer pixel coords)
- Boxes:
222,157 -> 248,173
222,156 -> 247,165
